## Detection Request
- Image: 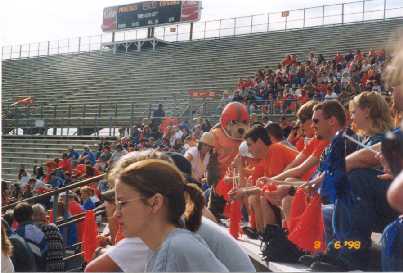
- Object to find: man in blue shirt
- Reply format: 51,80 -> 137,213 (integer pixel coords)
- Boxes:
67,147 -> 80,161
14,202 -> 48,271
303,55 -> 403,271
79,145 -> 96,166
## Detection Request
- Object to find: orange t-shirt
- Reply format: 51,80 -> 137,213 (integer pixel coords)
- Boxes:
295,137 -> 306,151
261,143 -> 298,178
301,138 -> 329,180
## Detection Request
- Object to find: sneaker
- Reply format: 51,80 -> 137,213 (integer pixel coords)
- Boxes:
310,261 -> 348,272
298,254 -> 333,267
298,255 -> 317,267
242,226 -> 259,240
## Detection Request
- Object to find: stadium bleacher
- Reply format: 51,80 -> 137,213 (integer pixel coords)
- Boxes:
2,18 -> 403,131
2,14 -> 403,272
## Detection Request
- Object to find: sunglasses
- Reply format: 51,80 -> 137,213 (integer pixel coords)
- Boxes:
115,197 -> 144,211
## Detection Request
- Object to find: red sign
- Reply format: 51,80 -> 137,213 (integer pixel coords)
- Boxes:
188,90 -> 217,98
281,11 -> 290,17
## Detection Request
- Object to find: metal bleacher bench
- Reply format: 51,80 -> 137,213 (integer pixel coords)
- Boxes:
217,223 -> 382,272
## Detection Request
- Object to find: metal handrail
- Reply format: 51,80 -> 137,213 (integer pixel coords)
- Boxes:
2,0 -> 402,60
1,174 -> 105,212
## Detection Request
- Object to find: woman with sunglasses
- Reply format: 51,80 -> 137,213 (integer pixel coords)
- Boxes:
114,159 -> 228,272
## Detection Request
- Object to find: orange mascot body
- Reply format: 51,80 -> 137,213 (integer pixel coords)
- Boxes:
207,102 -> 249,239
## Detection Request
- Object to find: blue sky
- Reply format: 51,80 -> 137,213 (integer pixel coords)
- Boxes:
0,0 -> 401,46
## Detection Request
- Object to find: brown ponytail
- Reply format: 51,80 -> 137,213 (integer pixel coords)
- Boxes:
183,183 -> 204,232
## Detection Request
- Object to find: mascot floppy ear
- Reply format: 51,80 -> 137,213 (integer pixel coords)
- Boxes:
207,150 -> 220,187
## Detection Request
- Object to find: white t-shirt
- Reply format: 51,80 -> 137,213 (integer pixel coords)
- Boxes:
104,218 -> 255,272
105,237 -> 151,273
184,146 -> 210,181
1,253 -> 14,273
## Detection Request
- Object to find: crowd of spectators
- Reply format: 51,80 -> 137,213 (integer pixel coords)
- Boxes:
224,49 -> 388,115
1,46 -> 402,272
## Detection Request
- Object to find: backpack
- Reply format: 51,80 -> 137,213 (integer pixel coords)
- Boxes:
260,224 -> 305,263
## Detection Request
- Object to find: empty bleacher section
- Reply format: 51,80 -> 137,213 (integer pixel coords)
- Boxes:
2,18 -> 403,133
1,135 -> 116,182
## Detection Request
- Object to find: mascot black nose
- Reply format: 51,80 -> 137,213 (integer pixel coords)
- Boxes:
238,128 -> 245,135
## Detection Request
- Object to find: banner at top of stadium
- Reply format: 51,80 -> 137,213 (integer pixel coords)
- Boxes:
102,1 -> 202,32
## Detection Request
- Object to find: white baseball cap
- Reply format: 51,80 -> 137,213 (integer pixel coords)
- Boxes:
239,140 -> 253,158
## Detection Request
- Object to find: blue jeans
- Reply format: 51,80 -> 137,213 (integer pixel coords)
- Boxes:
329,168 -> 398,270
322,204 -> 334,244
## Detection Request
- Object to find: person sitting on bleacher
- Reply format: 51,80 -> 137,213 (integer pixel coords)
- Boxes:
80,186 -> 96,210
79,146 -> 96,166
14,202 -> 48,271
58,153 -> 72,178
67,146 -> 80,161
298,44 -> 403,272
32,204 -> 65,272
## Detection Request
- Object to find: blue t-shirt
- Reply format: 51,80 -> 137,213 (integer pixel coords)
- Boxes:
83,199 -> 95,210
82,151 -> 96,165
146,228 -> 228,272
68,150 -> 80,160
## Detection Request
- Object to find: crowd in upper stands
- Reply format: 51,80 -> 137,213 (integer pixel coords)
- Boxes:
1,45 -> 403,272
223,49 -> 389,115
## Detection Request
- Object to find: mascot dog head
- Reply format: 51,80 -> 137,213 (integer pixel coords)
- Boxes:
220,102 -> 249,140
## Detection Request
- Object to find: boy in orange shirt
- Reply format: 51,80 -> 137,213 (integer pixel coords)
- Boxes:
229,126 -> 297,234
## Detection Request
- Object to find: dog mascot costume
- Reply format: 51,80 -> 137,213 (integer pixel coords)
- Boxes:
207,102 -> 249,238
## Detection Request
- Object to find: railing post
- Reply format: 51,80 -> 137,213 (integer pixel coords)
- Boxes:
109,116 -> 112,137
1,46 -> 3,60
15,107 -> 19,135
47,41 -> 50,55
67,105 -> 71,135
96,104 -> 101,136
53,105 -> 57,135
303,8 -> 306,28
176,24 -> 179,41
19,44 -> 22,58
342,3 -> 345,24
130,103 -> 134,131
67,38 -> 70,53
28,43 -> 30,58
52,192 -> 59,224
218,19 -> 222,38
78,37 -> 81,53
189,22 -> 194,41
37,42 -> 40,56
250,15 -> 253,33
204,21 -> 207,39
383,0 -> 386,20
163,27 -> 166,40
322,5 -> 325,25
100,34 -> 103,50
82,104 -> 86,128
114,104 -> 118,136
10,45 -> 13,59
233,18 -> 237,36
362,0 -> 365,21
57,40 -> 60,55
267,13 -> 270,32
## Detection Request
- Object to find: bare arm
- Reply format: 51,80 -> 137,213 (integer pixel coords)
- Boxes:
85,253 -> 121,272
387,171 -> 403,213
272,155 -> 320,181
345,143 -> 381,172
284,152 -> 309,170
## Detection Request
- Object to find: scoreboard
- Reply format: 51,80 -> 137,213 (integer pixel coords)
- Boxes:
102,1 -> 202,32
